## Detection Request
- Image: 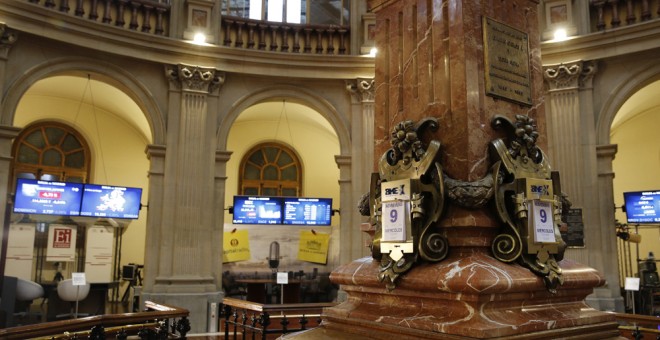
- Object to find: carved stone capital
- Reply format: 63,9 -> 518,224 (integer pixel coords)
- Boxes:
543,61 -> 582,90
165,64 -> 225,94
543,60 -> 598,91
346,77 -> 375,103
0,24 -> 18,59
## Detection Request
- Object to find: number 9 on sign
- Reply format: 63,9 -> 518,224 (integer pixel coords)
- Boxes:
382,200 -> 406,242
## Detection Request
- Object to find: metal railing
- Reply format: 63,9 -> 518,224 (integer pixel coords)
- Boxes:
0,300 -> 190,339
220,297 -> 335,340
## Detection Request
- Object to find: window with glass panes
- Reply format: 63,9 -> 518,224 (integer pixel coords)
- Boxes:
239,142 -> 301,197
221,0 -> 349,26
12,122 -> 91,184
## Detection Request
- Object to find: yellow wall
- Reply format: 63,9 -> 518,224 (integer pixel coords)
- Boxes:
612,109 -> 660,274
14,90 -> 150,281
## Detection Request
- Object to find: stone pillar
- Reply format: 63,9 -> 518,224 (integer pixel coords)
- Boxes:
0,125 -> 22,278
596,144 -> 624,311
345,78 -> 376,262
334,155 -> 354,266
213,150 -> 232,294
0,25 -> 19,280
141,64 -> 225,333
543,61 -> 623,311
285,1 -> 621,338
142,144 -> 166,291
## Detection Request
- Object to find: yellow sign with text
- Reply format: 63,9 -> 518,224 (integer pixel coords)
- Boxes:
297,230 -> 330,264
223,230 -> 251,263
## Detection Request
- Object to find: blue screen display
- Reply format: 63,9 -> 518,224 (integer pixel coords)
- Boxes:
624,190 -> 660,224
80,184 -> 142,219
232,196 -> 283,224
282,197 -> 332,226
13,178 -> 83,216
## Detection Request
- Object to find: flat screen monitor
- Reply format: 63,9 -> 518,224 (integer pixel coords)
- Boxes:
624,190 -> 660,224
13,178 -> 84,216
80,184 -> 143,219
232,196 -> 282,224
282,197 -> 332,226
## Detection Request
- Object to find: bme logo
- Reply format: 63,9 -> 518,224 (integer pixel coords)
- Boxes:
385,185 -> 406,196
53,228 -> 72,248
530,184 -> 549,196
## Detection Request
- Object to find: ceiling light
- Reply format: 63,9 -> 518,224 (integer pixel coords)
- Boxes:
193,32 -> 207,45
553,28 -> 567,42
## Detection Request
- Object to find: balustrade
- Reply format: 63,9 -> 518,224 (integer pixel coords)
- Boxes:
590,0 -> 660,31
26,0 -> 170,36
220,297 -> 335,340
221,16 -> 349,55
0,300 -> 189,339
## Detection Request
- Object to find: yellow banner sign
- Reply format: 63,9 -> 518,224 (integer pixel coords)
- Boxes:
297,230 -> 330,264
223,230 -> 251,263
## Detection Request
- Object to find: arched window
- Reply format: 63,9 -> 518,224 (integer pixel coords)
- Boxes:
239,142 -> 302,196
11,122 -> 91,183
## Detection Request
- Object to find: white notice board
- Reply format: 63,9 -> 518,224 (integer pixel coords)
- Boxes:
4,224 -> 36,280
84,225 -> 114,282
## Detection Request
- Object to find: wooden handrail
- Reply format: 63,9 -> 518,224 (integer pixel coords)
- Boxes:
222,297 -> 335,313
0,301 -> 189,340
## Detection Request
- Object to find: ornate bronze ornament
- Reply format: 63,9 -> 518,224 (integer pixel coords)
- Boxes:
369,118 -> 448,289
489,114 -> 567,292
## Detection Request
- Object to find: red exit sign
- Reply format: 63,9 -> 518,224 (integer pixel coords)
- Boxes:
39,191 -> 61,199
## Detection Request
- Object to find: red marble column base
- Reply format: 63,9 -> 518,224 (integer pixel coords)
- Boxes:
285,251 -> 623,339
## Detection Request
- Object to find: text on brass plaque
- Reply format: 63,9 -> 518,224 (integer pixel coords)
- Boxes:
483,17 -> 532,106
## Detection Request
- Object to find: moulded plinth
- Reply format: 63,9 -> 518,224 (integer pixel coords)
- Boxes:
283,250 -> 623,339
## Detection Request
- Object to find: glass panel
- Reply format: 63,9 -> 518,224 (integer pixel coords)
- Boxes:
17,145 -> 39,164
342,0 -> 349,25
67,176 -> 84,183
281,165 -> 297,180
244,164 -> 261,179
263,165 -> 279,180
267,0 -> 283,22
45,127 -> 65,146
262,187 -> 278,196
61,134 -> 82,152
263,147 -> 279,163
249,0 -> 261,19
277,151 -> 293,167
24,130 -> 46,148
282,188 -> 297,196
300,0 -> 307,24
287,0 -> 302,23
40,173 -> 60,181
248,151 -> 265,166
244,187 -> 259,195
65,151 -> 85,168
43,149 -> 62,166
17,172 -> 36,179
310,0 -> 341,25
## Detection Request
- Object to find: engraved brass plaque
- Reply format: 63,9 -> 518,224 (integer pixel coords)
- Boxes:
483,17 -> 532,106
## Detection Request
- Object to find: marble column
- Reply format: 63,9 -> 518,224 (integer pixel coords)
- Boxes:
141,64 -> 225,332
285,1 -> 621,338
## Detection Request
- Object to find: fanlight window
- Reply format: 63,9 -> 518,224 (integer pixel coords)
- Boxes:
239,142 -> 301,197
12,122 -> 91,183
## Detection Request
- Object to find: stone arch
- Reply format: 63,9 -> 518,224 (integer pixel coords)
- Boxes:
596,63 -> 660,146
216,85 -> 350,155
1,56 -> 164,144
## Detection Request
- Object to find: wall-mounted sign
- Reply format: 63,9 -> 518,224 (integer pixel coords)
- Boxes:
483,17 -> 532,106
